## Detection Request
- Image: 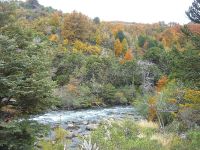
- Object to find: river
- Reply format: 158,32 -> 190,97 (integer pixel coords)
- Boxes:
31,106 -> 143,149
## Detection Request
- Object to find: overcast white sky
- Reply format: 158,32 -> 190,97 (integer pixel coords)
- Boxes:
36,0 -> 192,24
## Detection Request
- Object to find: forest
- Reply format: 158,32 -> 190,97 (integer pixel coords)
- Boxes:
0,0 -> 200,150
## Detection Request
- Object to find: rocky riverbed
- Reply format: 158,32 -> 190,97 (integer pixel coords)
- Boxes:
31,106 -> 143,149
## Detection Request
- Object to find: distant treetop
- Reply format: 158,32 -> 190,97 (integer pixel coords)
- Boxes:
26,0 -> 40,9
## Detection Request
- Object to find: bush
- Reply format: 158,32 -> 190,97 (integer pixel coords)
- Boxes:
90,119 -> 163,150
171,129 -> 200,150
114,92 -> 128,104
39,127 -> 68,150
0,120 -> 49,150
99,84 -> 117,104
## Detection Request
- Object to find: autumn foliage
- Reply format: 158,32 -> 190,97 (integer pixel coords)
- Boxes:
148,97 -> 157,121
114,39 -> 122,56
124,49 -> 133,61
156,76 -> 168,92
49,34 -> 58,42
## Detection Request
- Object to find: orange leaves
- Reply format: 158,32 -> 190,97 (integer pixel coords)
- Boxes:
111,23 -> 124,36
156,76 -> 168,92
114,39 -> 122,57
187,24 -> 200,34
124,49 -> 133,61
67,84 -> 77,93
120,49 -> 133,64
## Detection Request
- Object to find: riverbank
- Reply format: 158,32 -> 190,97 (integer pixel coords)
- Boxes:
31,106 -> 144,149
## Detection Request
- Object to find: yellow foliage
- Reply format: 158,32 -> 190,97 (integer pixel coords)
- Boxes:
61,11 -> 92,42
73,40 -> 101,55
148,97 -> 157,121
95,29 -> 102,45
114,39 -> 122,57
138,120 -> 159,129
49,34 -> 58,42
63,39 -> 68,45
49,12 -> 61,27
167,98 -> 177,104
119,59 -> 125,64
184,89 -> 200,104
122,38 -> 128,53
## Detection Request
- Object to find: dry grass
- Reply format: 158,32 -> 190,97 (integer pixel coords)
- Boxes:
151,133 -> 174,149
137,120 -> 159,129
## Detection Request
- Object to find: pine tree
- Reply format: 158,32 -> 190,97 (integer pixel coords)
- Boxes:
186,0 -> 200,23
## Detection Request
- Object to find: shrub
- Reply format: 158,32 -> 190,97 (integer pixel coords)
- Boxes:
99,84 -> 117,104
39,127 -> 68,150
0,120 -> 49,150
90,119 -> 163,150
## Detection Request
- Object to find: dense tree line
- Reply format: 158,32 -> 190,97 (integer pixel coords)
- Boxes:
0,0 -> 199,149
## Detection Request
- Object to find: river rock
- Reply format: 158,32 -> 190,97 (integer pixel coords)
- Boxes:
82,121 -> 88,125
66,131 -> 79,139
86,124 -> 98,130
67,123 -> 79,130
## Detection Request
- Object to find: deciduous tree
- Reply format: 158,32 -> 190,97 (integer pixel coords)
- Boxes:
61,11 -> 92,42
114,39 -> 122,56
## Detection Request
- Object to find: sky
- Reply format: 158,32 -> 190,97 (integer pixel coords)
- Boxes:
36,0 -> 193,24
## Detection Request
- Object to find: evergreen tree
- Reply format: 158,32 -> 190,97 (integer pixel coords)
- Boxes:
93,17 -> 100,24
186,0 -> 200,23
0,31 -> 56,113
115,30 -> 125,42
26,0 -> 40,9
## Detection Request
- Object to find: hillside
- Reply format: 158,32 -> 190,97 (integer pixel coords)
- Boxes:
0,0 -> 200,150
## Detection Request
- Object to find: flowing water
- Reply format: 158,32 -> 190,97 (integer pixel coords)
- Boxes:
31,106 -> 142,126
31,106 -> 143,149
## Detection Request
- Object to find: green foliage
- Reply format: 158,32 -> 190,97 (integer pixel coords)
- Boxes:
90,120 -> 162,150
100,84 -> 117,104
0,1 -> 16,27
40,127 -> 68,150
170,48 -> 200,88
52,52 -> 85,86
138,35 -> 163,49
0,33 -> 56,114
0,120 -> 49,150
138,35 -> 146,47
143,47 -> 171,74
90,119 -> 200,150
115,30 -> 125,42
171,129 -> 200,150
